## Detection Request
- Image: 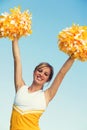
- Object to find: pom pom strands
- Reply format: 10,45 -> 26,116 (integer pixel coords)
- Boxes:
58,24 -> 87,61
0,7 -> 32,40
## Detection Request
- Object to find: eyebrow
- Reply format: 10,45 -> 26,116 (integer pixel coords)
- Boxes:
37,68 -> 50,74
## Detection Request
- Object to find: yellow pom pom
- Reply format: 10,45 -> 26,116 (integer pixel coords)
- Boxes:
0,6 -> 32,40
58,24 -> 87,61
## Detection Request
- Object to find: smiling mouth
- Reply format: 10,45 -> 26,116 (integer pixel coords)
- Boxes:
36,76 -> 43,81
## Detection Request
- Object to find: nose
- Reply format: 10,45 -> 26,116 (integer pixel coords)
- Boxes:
39,72 -> 44,77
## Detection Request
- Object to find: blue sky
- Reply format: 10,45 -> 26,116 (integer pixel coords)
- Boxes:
0,0 -> 87,130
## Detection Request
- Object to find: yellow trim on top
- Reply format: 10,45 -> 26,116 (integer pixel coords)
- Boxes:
13,105 -> 45,115
0,16 -> 4,18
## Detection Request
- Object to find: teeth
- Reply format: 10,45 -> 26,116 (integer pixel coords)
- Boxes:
37,76 -> 42,81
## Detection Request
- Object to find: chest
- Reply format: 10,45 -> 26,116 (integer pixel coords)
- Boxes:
14,87 -> 46,110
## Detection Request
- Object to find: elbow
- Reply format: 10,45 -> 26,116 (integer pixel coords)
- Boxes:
58,70 -> 66,79
13,56 -> 21,62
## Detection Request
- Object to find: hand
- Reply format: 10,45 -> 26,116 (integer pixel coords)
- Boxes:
12,37 -> 18,44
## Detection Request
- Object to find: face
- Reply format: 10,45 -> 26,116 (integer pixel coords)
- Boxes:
33,66 -> 51,86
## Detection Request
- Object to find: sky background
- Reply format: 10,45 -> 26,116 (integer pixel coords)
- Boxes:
0,0 -> 87,130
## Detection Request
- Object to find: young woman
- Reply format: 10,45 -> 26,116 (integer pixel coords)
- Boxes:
10,38 -> 74,130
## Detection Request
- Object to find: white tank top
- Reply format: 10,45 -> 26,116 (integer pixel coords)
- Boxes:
14,85 -> 47,111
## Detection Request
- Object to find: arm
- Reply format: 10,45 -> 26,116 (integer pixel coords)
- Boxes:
45,57 -> 74,103
12,38 -> 25,92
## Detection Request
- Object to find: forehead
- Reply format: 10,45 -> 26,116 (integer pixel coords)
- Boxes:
38,64 -> 50,69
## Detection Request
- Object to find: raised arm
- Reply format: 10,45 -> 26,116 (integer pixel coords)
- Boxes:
45,57 -> 74,103
12,38 -> 25,92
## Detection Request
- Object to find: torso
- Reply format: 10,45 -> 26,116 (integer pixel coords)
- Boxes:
10,85 -> 47,130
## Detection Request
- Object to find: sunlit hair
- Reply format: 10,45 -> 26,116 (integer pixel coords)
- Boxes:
34,62 -> 54,82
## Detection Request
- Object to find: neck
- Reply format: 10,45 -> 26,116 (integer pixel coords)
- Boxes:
28,82 -> 43,92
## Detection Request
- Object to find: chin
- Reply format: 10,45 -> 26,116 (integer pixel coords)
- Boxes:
35,81 -> 44,86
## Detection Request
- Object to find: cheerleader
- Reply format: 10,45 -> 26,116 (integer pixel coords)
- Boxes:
10,38 -> 74,130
